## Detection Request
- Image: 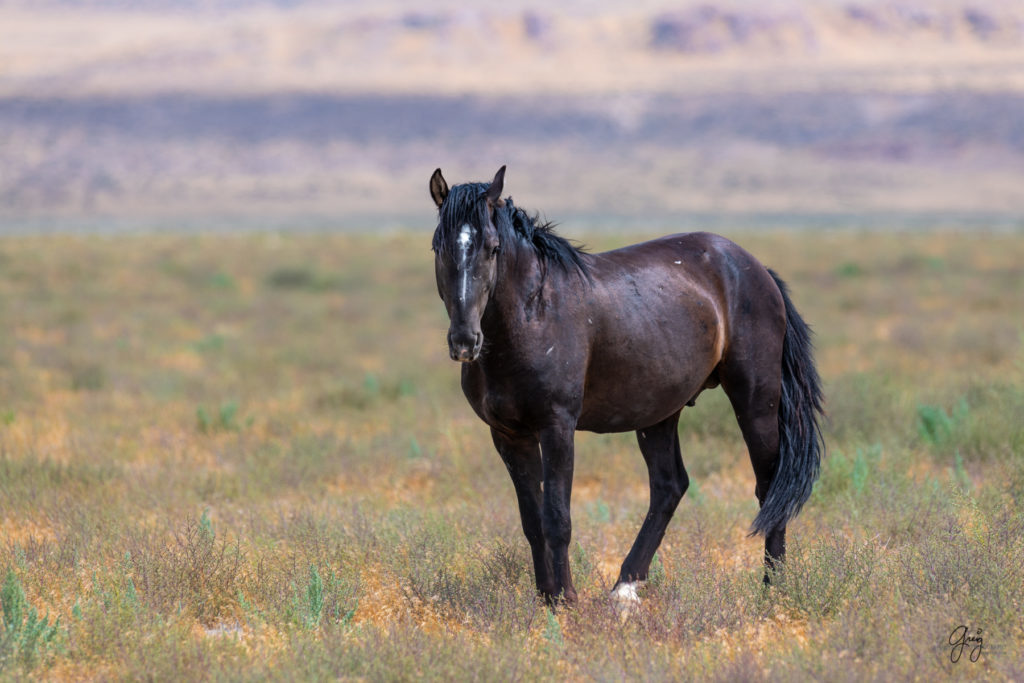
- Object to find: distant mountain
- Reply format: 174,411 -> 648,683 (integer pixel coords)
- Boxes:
3,90 -> 1023,231
1,1 -> 1023,231
2,1 -> 1024,97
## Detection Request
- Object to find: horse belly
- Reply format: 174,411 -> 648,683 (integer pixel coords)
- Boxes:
577,336 -> 719,433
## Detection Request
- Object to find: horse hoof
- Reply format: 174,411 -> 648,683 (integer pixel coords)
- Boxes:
610,581 -> 642,620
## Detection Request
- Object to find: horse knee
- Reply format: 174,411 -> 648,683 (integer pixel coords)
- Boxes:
522,526 -> 545,549
541,511 -> 571,547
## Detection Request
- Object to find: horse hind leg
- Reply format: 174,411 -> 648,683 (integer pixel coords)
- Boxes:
612,411 -> 688,607
720,354 -> 785,583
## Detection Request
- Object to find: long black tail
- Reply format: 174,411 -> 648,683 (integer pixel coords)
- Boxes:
751,270 -> 825,537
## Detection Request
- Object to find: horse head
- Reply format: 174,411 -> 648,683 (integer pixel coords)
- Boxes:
430,165 -> 506,362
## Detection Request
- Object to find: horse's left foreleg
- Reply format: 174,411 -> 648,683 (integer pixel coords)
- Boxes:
537,419 -> 578,604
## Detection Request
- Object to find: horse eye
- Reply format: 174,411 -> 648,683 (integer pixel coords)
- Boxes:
490,246 -> 500,258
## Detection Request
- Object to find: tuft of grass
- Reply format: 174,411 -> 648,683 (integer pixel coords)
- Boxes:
850,443 -> 878,494
285,565 -> 357,631
480,539 -> 528,589
197,400 -> 247,433
69,362 -> 105,391
775,535 -> 880,619
192,333 -> 225,353
207,272 -> 236,290
303,564 -> 324,629
265,266 -> 343,292
917,398 -> 969,448
835,261 -> 864,278
313,374 -> 419,411
815,443 -> 882,502
585,499 -> 611,523
570,542 -> 597,592
647,552 -> 666,588
129,513 -> 245,625
952,451 -> 972,491
543,609 -> 564,650
0,569 -> 62,673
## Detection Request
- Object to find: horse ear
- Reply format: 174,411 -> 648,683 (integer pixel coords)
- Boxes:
430,168 -> 449,208
485,165 -> 506,207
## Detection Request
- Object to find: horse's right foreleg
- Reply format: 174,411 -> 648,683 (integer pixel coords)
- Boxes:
537,420 -> 578,605
491,428 -> 556,601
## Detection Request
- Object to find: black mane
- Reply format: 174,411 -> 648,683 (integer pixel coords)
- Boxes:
433,182 -> 589,279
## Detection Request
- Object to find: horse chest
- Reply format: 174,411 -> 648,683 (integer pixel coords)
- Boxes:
462,362 -> 575,431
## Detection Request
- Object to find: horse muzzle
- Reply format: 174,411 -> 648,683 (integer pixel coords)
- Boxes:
448,328 -> 483,363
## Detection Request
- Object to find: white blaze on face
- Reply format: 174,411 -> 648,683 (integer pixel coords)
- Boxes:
457,224 -> 472,302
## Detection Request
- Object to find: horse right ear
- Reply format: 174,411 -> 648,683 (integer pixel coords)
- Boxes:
485,165 -> 506,207
430,168 -> 449,208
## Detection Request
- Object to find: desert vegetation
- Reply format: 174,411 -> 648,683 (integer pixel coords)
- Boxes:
1,229 -> 1022,679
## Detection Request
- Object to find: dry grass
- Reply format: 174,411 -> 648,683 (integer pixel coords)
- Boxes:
1,229 -> 1023,680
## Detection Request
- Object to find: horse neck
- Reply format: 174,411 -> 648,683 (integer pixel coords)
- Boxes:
483,237 -> 568,339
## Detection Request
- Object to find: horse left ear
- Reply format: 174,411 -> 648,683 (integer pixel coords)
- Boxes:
430,168 -> 449,208
486,165 -> 506,208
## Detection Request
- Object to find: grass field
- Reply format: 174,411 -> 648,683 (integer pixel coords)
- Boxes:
1,229 -> 1023,680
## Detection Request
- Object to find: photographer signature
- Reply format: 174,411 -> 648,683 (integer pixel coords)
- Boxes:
949,625 -> 983,663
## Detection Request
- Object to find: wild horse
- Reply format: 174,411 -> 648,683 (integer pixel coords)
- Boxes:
429,166 -> 824,607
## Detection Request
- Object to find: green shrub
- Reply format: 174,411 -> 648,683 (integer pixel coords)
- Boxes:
197,400 -> 247,433
0,570 -> 61,672
776,535 -> 880,619
917,399 -> 969,448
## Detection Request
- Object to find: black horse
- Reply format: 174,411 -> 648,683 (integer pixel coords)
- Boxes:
430,166 -> 823,607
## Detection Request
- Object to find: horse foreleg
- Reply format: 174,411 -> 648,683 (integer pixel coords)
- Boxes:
491,428 -> 556,600
537,420 -> 578,605
613,411 -> 687,606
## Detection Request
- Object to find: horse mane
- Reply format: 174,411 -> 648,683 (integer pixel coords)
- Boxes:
432,181 -> 589,280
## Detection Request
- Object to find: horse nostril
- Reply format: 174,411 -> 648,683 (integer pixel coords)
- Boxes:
447,328 -> 481,362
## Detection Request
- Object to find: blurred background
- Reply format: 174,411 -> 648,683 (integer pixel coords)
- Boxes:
2,0 -> 1024,233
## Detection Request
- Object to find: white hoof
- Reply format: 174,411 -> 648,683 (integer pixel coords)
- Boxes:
610,581 -> 642,619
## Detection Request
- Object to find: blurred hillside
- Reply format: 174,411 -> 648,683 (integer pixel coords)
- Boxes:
2,0 -> 1023,231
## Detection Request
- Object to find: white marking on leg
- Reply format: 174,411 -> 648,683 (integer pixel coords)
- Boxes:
458,224 -> 472,302
610,581 -> 642,619
611,581 -> 641,603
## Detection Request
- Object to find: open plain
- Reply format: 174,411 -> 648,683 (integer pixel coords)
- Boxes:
2,0 -> 1024,679
1,229 -> 1022,679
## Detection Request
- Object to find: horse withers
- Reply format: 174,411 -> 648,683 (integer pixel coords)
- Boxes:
429,166 -> 824,607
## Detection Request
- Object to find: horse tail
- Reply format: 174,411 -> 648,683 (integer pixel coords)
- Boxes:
751,270 -> 825,537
